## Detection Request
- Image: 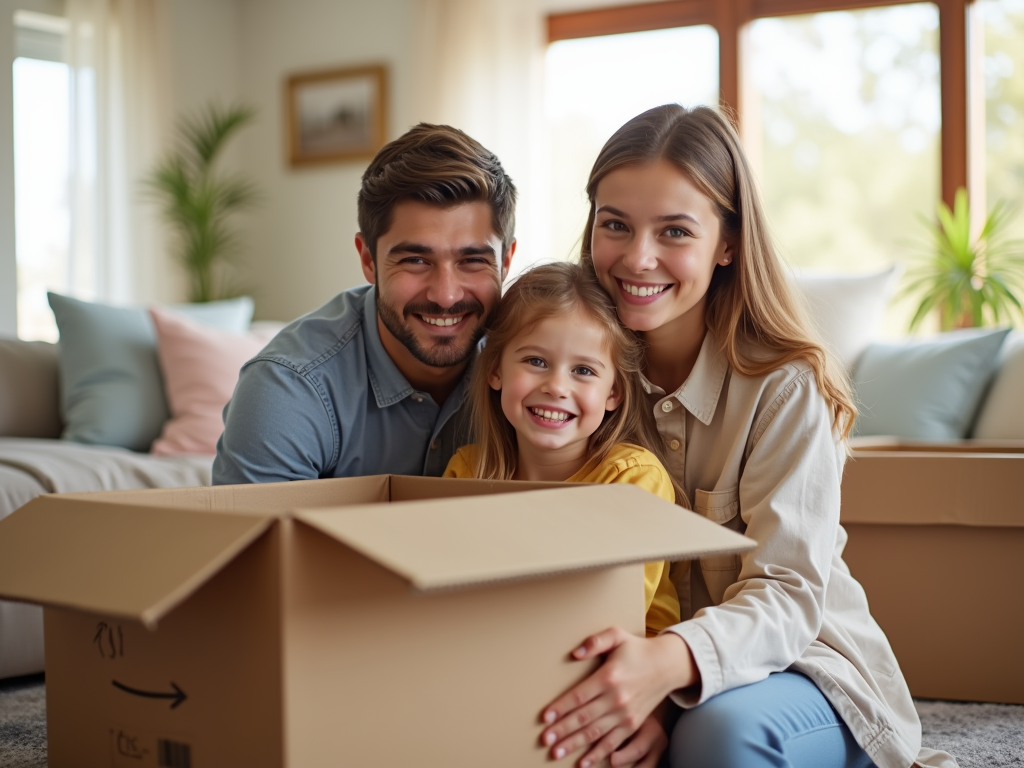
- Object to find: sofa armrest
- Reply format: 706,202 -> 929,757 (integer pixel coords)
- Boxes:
0,337 -> 61,438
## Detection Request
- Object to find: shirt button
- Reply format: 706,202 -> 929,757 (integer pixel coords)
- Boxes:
412,395 -> 424,403
668,439 -> 681,451
430,440 -> 439,451
661,401 -> 674,412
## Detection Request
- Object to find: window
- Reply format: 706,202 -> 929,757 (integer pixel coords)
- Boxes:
980,0 -> 1024,242
13,11 -> 71,342
749,5 -> 940,274
544,26 -> 718,262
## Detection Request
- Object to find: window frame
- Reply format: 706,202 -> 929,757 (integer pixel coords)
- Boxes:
547,0 -> 976,211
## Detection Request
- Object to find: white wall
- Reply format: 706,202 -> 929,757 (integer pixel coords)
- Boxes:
233,0 -> 418,322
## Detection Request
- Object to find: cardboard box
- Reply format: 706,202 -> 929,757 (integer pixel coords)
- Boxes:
0,474 -> 753,767
841,440 -> 1024,704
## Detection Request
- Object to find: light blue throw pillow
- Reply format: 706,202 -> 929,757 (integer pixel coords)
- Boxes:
851,327 -> 1011,441
47,293 -> 254,452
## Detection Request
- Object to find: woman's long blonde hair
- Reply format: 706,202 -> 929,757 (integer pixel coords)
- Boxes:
579,105 -> 856,438
470,262 -> 683,498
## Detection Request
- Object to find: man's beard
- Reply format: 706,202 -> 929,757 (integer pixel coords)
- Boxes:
376,287 -> 487,368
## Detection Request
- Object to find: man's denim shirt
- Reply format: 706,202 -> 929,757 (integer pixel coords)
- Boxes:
213,285 -> 472,484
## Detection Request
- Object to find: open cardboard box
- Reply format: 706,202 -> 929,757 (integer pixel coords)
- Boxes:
841,439 -> 1024,704
0,474 -> 753,767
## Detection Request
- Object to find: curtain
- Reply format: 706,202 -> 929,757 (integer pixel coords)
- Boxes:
66,0 -> 174,306
411,0 -> 550,275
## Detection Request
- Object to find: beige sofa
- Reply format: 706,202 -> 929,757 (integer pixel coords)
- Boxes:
0,338 -> 213,679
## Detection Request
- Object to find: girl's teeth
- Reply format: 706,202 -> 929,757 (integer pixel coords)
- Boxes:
531,408 -> 569,422
624,283 -> 666,297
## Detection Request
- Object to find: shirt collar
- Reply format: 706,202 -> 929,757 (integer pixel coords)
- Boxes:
640,329 -> 729,426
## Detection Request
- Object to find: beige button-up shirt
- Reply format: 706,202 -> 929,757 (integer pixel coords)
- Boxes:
648,331 -> 956,768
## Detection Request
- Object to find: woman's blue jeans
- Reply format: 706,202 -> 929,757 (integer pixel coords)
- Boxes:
667,671 -> 877,768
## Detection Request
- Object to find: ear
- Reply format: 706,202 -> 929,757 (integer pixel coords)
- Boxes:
356,233 -> 376,284
717,234 -> 737,267
488,366 -> 502,391
501,239 -> 517,281
605,379 -> 624,412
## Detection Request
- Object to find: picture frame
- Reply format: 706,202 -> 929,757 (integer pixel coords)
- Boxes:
286,64 -> 388,167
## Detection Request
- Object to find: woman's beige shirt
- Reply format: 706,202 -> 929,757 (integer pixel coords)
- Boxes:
649,331 -> 956,768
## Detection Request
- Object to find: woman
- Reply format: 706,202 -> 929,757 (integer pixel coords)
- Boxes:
538,105 -> 957,768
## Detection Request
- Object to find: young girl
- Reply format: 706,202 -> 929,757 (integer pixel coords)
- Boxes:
443,261 -> 681,638
535,106 -> 958,768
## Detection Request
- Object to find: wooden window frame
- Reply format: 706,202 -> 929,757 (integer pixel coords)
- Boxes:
547,0 -> 977,209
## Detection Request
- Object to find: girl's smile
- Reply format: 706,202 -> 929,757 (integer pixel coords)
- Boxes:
488,311 -> 622,480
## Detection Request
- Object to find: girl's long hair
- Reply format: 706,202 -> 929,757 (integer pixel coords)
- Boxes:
579,105 -> 857,438
471,262 -> 684,500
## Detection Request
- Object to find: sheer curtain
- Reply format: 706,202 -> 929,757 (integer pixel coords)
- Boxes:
66,0 -> 174,306
412,0 -> 550,275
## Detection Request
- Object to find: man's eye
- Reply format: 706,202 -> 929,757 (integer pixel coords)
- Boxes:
400,257 -> 429,265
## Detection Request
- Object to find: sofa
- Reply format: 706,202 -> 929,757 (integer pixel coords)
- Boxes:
0,295 -> 284,680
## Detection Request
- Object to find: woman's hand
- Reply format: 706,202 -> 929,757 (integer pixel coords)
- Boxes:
540,628 -> 698,767
609,709 -> 668,768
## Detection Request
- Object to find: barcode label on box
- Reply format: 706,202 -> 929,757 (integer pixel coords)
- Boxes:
110,727 -> 194,767
158,738 -> 192,768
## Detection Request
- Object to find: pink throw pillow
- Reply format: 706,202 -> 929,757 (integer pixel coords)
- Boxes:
149,306 -> 271,456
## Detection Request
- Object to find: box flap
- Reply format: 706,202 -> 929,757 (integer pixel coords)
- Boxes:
294,484 -> 754,591
0,495 -> 275,628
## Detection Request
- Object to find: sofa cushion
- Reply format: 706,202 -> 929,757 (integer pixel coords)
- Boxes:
794,266 -> 900,370
150,306 -> 276,456
851,327 -> 1011,441
0,338 -> 61,439
971,330 -> 1024,440
47,293 -> 254,452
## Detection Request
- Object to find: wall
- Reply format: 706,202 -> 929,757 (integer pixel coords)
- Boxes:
233,0 -> 417,323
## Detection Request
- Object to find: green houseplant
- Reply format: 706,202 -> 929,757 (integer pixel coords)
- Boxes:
902,188 -> 1024,332
146,103 -> 258,303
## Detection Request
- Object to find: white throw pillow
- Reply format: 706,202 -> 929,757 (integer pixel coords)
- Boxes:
793,266 -> 900,370
970,330 -> 1024,440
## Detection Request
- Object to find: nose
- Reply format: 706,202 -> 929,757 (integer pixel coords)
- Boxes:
541,368 -> 571,398
427,262 -> 465,310
620,233 -> 658,274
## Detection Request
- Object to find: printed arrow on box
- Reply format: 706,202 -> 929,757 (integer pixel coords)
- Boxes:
111,680 -> 187,709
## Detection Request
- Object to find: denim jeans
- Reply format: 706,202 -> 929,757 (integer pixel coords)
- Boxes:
667,671 -> 877,768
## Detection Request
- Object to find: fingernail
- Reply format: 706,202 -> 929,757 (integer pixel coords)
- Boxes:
544,710 -> 556,724
554,747 -> 566,759
574,646 -> 587,657
544,731 -> 557,746
581,761 -> 591,768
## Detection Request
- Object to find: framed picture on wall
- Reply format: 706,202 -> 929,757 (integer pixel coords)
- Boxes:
286,64 -> 387,167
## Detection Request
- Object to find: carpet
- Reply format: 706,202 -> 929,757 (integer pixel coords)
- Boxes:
2,674 -> 1022,766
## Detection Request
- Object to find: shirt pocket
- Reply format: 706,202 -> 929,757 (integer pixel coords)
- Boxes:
694,487 -> 741,605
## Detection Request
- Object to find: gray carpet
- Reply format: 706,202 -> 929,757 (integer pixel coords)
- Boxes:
1,675 -> 1022,766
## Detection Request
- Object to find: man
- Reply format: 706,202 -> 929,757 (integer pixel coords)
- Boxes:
213,124 -> 516,484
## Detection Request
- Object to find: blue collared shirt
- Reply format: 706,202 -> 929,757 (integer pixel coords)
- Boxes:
213,285 -> 473,484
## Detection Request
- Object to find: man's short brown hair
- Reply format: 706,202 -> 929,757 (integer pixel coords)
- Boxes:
357,123 -> 516,260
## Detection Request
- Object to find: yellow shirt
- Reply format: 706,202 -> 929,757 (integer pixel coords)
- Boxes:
443,442 -> 681,637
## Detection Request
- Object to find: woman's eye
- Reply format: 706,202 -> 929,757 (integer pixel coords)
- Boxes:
601,219 -> 627,232
664,227 -> 688,238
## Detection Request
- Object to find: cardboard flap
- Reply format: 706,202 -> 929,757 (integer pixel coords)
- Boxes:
294,484 -> 754,592
0,495 -> 275,628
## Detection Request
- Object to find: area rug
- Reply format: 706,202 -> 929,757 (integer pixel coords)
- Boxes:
2,674 -> 1022,766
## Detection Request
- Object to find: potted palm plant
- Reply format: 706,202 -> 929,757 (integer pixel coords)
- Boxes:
901,188 -> 1024,332
146,103 -> 259,303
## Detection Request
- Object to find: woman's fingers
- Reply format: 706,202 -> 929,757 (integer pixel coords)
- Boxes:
543,712 -> 628,763
608,715 -> 667,768
571,626 -> 629,660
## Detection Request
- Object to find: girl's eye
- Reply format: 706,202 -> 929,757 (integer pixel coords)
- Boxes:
526,357 -> 546,368
664,226 -> 688,238
572,366 -> 596,377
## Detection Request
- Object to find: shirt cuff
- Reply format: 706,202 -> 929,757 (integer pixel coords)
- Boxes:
663,622 -> 722,708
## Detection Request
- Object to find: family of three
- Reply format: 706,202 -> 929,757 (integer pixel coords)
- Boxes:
213,106 -> 955,768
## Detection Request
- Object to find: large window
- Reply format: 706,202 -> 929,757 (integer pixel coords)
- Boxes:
545,26 -> 719,262
750,5 -> 940,274
13,11 -> 71,342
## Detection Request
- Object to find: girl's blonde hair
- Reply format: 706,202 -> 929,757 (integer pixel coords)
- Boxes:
579,105 -> 857,438
470,262 -> 682,498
